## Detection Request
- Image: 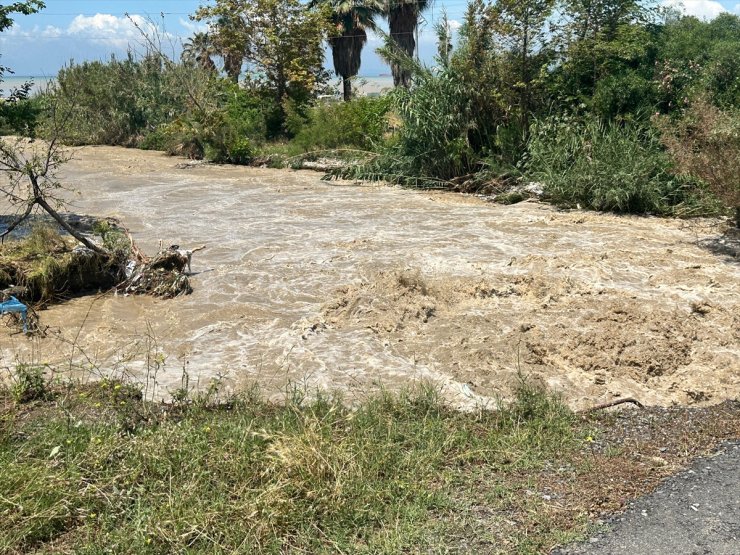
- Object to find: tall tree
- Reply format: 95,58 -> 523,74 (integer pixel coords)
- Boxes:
194,0 -> 329,131
213,14 -> 250,82
494,0 -> 556,134
181,32 -> 217,73
321,0 -> 382,101
385,0 -> 431,88
556,0 -> 656,98
195,0 -> 328,95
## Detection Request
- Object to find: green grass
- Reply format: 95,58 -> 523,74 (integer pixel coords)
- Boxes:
0,375 -> 585,554
0,224 -> 124,304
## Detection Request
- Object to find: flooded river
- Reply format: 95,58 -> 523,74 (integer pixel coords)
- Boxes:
1,146 -> 738,409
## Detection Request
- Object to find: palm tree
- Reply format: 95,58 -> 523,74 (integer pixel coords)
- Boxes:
385,0 -> 431,88
321,0 -> 382,101
213,14 -> 248,83
181,32 -> 217,73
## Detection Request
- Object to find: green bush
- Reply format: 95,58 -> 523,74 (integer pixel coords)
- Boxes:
292,96 -> 390,152
526,115 -> 702,214
11,365 -> 49,404
592,72 -> 657,121
142,79 -> 265,164
0,93 -> 43,137
657,13 -> 740,111
42,54 -> 215,147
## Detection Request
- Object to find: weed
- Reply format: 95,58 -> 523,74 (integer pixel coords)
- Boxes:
525,115 -> 714,215
0,376 -> 581,553
10,364 -> 50,403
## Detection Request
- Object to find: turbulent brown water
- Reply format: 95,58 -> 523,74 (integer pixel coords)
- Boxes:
1,146 -> 738,409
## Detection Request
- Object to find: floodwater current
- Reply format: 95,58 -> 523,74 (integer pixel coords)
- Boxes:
1,146 -> 738,409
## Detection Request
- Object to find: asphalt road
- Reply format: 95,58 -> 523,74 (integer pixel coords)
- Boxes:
555,441 -> 740,555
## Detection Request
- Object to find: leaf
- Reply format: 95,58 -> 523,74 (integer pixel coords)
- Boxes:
49,445 -> 61,458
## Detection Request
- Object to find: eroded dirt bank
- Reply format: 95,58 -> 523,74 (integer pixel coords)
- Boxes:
0,146 -> 737,409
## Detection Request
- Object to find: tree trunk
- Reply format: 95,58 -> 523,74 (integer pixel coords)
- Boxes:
343,77 -> 352,102
35,197 -> 108,256
521,11 -> 530,137
25,172 -> 107,255
389,3 -> 418,89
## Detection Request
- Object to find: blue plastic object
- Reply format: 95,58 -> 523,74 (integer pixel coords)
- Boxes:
0,296 -> 28,333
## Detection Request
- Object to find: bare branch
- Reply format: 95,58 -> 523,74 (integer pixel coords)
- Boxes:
0,202 -> 34,242
35,197 -> 107,255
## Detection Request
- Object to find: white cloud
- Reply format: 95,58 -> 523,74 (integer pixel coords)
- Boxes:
663,0 -> 728,19
41,25 -> 62,38
67,13 -> 159,49
448,19 -> 462,31
179,18 -> 209,34
5,22 -> 35,37
734,2 -> 740,12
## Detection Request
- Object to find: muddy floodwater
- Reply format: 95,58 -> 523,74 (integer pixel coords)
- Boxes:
1,146 -> 738,409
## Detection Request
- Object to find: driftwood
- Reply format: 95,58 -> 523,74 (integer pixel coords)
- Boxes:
119,249 -> 193,298
120,223 -> 149,263
113,221 -> 203,298
580,397 -> 645,413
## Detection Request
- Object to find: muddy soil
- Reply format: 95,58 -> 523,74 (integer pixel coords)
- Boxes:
0,146 -> 737,409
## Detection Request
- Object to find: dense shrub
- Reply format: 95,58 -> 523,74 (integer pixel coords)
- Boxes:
658,100 -> 740,225
144,80 -> 266,163
591,72 -> 657,122
525,116 -> 702,215
42,54 -> 214,147
0,88 -> 43,137
292,96 -> 390,152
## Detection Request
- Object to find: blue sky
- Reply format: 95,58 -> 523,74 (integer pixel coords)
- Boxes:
1,0 -> 738,78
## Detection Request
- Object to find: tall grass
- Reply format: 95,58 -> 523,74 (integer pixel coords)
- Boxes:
525,116 -> 710,215
292,96 -> 390,152
337,68 -> 501,187
0,372 -> 580,553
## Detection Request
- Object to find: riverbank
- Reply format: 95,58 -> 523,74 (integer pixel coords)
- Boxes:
1,373 -> 737,554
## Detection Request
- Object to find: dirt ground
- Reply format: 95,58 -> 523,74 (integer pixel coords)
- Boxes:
0,146 -> 737,409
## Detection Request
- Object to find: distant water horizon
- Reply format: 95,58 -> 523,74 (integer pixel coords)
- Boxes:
1,74 -> 394,98
1,75 -> 55,97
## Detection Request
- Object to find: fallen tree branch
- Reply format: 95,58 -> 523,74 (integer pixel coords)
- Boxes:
36,196 -> 107,255
580,397 -> 645,413
119,222 -> 149,263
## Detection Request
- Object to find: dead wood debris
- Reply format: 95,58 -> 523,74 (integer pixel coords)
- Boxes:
115,225 -> 194,298
581,397 -> 645,413
118,249 -> 192,298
